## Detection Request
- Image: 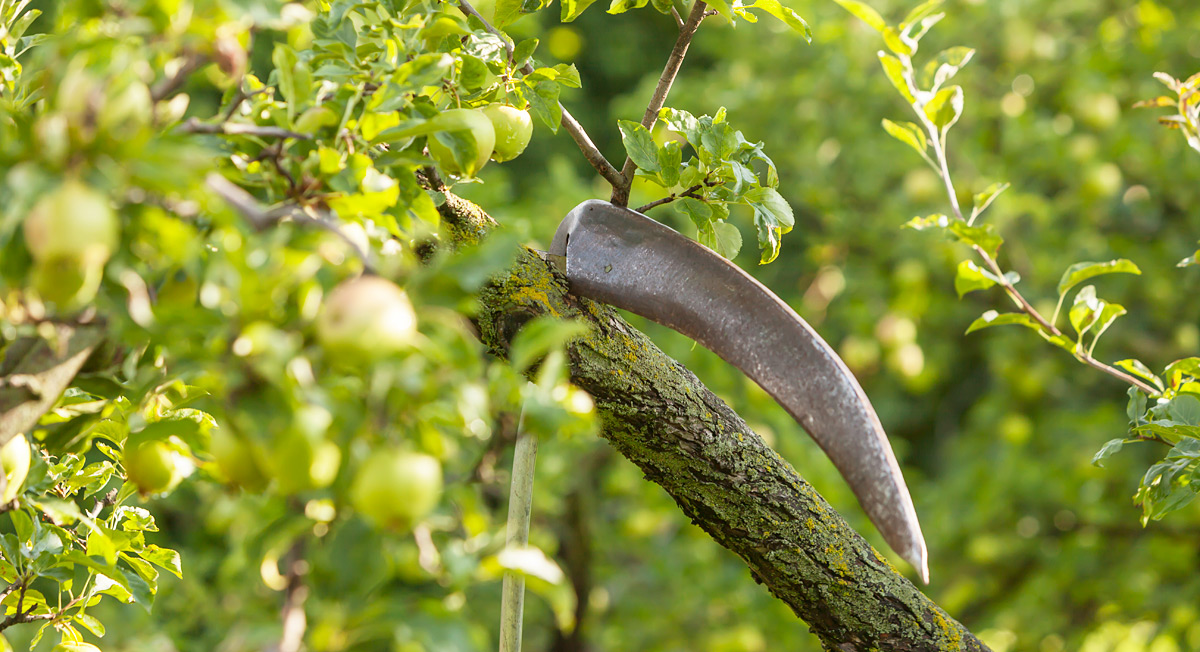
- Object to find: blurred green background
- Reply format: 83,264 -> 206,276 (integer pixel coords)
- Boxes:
9,0 -> 1200,650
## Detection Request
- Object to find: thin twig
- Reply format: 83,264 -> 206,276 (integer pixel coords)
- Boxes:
151,53 -> 206,102
670,5 -> 686,29
903,63 -> 1161,399
204,173 -> 374,270
611,0 -> 709,206
634,183 -> 705,213
178,117 -> 310,140
457,0 -> 625,188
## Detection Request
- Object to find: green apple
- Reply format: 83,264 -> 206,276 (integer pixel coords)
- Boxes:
124,441 -> 184,496
30,255 -> 106,309
350,449 -> 442,532
481,104 -> 533,162
317,275 -> 418,360
269,431 -> 342,495
209,428 -> 269,492
426,108 -> 495,176
24,178 -> 119,266
0,435 -> 31,503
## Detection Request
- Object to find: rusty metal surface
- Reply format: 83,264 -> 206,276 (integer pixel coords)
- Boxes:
550,200 -> 929,582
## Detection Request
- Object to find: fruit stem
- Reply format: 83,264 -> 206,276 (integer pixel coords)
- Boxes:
499,405 -> 539,652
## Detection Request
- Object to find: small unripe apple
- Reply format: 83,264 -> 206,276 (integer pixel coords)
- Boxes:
0,435 -> 32,503
426,108 -> 495,176
481,104 -> 533,162
350,450 -> 442,532
30,256 -> 106,309
317,276 -> 418,360
209,428 -> 269,492
24,179 -> 119,266
124,441 -> 184,496
269,431 -> 342,495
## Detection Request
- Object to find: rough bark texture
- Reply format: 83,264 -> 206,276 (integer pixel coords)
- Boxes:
476,249 -> 986,650
438,195 -> 987,650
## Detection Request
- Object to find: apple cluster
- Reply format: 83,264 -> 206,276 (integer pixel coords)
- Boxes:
427,104 -> 534,176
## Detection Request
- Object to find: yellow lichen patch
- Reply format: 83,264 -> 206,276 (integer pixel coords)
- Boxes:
805,517 -> 815,530
933,610 -> 963,647
824,544 -> 850,575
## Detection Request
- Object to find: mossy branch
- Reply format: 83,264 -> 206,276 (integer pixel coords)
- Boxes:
439,193 -> 988,650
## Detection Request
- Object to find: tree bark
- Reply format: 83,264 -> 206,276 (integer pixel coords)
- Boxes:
445,197 -> 987,650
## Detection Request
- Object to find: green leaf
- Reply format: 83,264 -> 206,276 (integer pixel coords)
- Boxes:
607,0 -> 649,14
924,85 -> 963,131
831,0 -> 887,32
1165,358 -> 1200,388
73,613 -> 106,637
272,44 -> 300,122
954,261 -> 996,297
881,26 -> 912,57
1092,438 -> 1128,467
919,46 -> 975,93
1127,385 -> 1149,424
1168,395 -> 1200,427
946,221 -> 1003,257
1087,301 -> 1126,352
657,141 -> 682,187
139,545 -> 183,579
1056,259 -> 1142,296
712,221 -> 743,260
744,187 -> 795,265
877,52 -> 916,104
1069,285 -> 1102,336
524,80 -> 562,132
881,119 -> 927,156
743,0 -> 811,40
509,317 -> 590,373
900,0 -> 943,31
561,0 -> 598,21
964,310 -> 1035,334
903,213 -> 949,230
512,39 -> 539,67
970,182 -> 1009,221
495,0 -> 528,27
618,120 -> 661,173
1116,359 -> 1165,393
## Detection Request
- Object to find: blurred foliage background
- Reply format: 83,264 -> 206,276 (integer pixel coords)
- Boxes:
4,0 -> 1200,650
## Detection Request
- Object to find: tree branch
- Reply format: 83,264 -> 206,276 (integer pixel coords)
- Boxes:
204,173 -> 373,270
457,0 -> 625,188
178,117 -> 310,140
431,194 -> 988,650
611,0 -> 708,206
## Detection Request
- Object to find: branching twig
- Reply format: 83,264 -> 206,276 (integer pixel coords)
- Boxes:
457,0 -> 624,188
178,117 -> 310,140
634,183 -> 705,213
903,64 -> 1161,399
204,173 -> 374,270
151,53 -> 207,102
611,0 -> 709,206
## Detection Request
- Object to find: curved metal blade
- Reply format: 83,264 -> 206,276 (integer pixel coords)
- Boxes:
550,200 -> 928,582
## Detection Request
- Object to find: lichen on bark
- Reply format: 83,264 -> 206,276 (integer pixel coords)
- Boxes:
457,190 -> 987,650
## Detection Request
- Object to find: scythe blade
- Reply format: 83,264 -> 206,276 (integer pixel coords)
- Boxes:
549,200 -> 929,583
